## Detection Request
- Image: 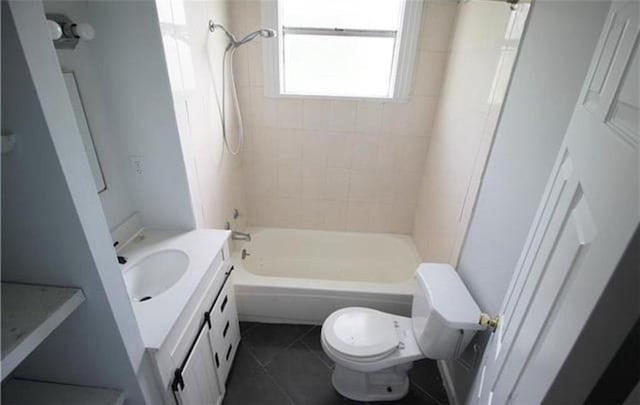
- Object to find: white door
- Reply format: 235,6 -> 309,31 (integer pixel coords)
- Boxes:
470,2 -> 639,404
174,326 -> 222,405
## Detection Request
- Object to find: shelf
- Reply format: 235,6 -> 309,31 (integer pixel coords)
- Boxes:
2,379 -> 124,405
1,282 -> 85,380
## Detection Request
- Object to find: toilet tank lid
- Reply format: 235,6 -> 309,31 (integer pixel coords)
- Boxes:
415,263 -> 482,329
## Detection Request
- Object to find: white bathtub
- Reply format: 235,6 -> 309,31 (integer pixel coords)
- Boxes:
231,227 -> 421,324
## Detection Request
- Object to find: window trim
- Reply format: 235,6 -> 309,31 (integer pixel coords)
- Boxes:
261,0 -> 424,102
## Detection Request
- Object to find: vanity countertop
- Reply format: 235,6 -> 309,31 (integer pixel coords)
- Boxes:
118,228 -> 230,349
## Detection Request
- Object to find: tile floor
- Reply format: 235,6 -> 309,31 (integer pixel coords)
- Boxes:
223,322 -> 450,405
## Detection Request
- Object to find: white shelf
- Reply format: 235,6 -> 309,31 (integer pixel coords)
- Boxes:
2,379 -> 124,405
1,282 -> 85,380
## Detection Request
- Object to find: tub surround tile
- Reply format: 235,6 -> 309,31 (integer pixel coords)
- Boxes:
413,1 -> 521,264
302,133 -> 330,169
420,1 -> 459,52
276,99 -> 304,129
231,1 -> 460,234
414,51 -> 450,97
351,136 -> 379,171
277,164 -> 303,198
382,103 -> 412,135
303,100 -> 332,131
223,323 -> 449,405
355,102 -> 384,133
326,133 -> 354,169
276,129 -> 304,166
329,100 -> 358,133
325,168 -> 350,201
321,201 -> 349,231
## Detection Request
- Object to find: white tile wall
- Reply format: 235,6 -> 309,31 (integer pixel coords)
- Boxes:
231,0 -> 459,234
413,2 -> 528,263
160,0 -> 248,230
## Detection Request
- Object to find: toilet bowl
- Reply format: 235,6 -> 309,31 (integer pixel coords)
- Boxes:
321,263 -> 484,402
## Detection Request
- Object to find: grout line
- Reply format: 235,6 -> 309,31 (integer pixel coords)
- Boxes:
297,328 -> 334,370
241,324 -> 445,405
268,325 -> 316,361
242,342 -> 268,371
243,344 -> 297,405
245,324 -> 314,368
263,370 -> 298,405
411,380 -> 449,405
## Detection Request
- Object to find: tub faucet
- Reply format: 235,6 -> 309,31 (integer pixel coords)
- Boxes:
231,231 -> 251,241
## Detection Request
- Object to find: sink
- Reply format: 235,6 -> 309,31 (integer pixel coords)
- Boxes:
124,249 -> 189,302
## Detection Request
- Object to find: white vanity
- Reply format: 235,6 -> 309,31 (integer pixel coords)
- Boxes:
117,228 -> 239,405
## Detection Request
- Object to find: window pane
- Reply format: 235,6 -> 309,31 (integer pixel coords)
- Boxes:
283,34 -> 395,98
280,0 -> 404,31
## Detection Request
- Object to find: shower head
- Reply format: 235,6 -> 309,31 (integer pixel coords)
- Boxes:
260,29 -> 277,38
236,28 -> 277,46
208,19 -> 276,49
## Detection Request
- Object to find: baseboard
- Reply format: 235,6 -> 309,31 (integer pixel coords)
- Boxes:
437,360 -> 460,405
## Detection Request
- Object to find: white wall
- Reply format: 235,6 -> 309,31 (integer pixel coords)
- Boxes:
443,2 -> 611,403
85,0 -> 196,231
457,0 -> 611,315
2,2 -> 158,403
42,1 -> 137,231
41,0 -> 197,233
156,0 -> 248,230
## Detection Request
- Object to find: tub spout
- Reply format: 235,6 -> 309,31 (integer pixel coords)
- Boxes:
231,231 -> 251,241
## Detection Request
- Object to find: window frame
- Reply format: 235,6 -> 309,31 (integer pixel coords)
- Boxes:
261,0 -> 424,102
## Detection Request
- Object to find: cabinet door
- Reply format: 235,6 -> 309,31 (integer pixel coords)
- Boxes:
174,327 -> 222,405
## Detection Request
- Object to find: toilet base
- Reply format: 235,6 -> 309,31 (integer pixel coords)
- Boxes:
331,363 -> 412,402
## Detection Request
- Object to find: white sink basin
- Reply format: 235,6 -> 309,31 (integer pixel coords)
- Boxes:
124,249 -> 189,302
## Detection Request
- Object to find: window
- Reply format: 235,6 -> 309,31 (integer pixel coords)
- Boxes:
262,0 -> 423,100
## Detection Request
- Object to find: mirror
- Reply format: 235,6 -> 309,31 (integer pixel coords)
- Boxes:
63,72 -> 106,193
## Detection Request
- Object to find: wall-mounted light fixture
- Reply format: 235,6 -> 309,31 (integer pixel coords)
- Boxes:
46,14 -> 95,49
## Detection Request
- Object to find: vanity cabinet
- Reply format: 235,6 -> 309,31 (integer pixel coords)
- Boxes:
144,237 -> 241,405
173,277 -> 240,405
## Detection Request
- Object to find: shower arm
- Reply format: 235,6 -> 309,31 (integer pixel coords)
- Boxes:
209,20 -> 238,50
209,20 -> 277,50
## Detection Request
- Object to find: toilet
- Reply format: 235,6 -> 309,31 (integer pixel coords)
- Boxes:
321,263 -> 485,402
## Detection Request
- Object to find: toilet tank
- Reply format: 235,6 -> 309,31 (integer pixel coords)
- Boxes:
411,263 -> 483,359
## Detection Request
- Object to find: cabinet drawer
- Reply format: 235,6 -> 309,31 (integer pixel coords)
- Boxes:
208,280 -> 240,385
210,319 -> 239,386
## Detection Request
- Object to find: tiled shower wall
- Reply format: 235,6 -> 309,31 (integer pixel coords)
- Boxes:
413,2 -> 529,263
230,0 -> 458,233
158,0 -> 248,230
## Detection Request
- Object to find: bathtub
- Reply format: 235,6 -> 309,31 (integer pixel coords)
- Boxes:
231,227 -> 421,324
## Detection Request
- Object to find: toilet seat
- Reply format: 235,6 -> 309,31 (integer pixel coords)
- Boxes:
322,307 -> 400,361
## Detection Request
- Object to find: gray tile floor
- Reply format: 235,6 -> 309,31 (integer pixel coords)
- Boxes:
223,322 -> 450,405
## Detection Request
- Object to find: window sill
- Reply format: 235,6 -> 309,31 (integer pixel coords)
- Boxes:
264,91 -> 411,104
